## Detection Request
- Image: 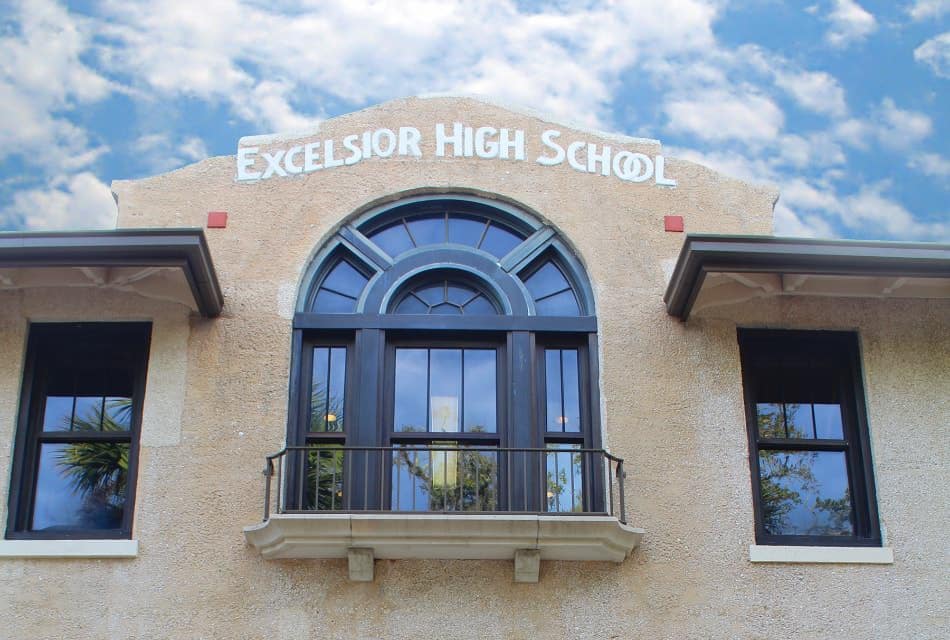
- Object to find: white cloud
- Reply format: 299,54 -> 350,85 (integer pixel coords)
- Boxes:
773,69 -> 847,117
914,32 -> 950,79
907,0 -> 950,20
909,152 -> 950,179
834,99 -> 932,149
0,172 -> 117,230
664,90 -> 784,143
0,0 -> 112,170
825,0 -> 877,48
131,133 -> 211,173
94,0 -> 721,132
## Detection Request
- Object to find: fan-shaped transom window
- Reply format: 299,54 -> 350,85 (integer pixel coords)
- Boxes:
393,279 -> 499,315
311,258 -> 369,313
523,259 -> 580,316
365,211 -> 526,259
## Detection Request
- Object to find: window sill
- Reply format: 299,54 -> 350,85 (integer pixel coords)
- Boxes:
244,513 -> 643,582
0,539 -> 138,558
749,544 -> 893,564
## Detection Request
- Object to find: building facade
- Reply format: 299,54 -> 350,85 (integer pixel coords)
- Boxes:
0,96 -> 947,639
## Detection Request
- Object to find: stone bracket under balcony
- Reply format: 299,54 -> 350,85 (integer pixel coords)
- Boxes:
243,513 -> 643,583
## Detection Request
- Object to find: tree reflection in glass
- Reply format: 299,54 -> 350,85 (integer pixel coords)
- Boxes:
32,398 -> 131,531
305,447 -> 344,510
546,444 -> 583,512
758,449 -> 853,536
391,444 -> 497,511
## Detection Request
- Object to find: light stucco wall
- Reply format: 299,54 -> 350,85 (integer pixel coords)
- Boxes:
0,97 -> 947,639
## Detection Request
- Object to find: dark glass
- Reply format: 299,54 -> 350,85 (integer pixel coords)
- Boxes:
414,283 -> 445,306
785,404 -> 815,439
305,447 -> 344,510
545,350 -> 562,432
479,224 -> 522,257
446,284 -> 475,306
545,349 -> 581,432
391,444 -> 497,511
814,404 -> 844,439
311,347 -> 345,432
394,349 -> 428,432
758,450 -> 854,536
369,222 -> 414,257
406,216 -> 445,246
393,280 -> 498,315
430,349 -> 462,432
447,216 -> 487,246
31,442 -> 128,531
524,262 -> 569,300
535,289 -> 580,316
322,260 -> 368,299
42,396 -> 73,432
313,289 -> 357,313
463,350 -> 496,433
431,303 -> 461,315
546,444 -> 583,512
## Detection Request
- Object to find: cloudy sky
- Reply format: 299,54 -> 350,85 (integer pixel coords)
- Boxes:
0,0 -> 947,240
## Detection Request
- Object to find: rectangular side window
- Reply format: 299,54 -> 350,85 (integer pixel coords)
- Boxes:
738,329 -> 881,547
6,323 -> 151,540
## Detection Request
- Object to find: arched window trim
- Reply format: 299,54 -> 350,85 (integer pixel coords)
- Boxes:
385,268 -> 507,316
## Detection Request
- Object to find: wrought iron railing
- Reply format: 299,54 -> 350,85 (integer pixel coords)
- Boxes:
259,445 -> 627,523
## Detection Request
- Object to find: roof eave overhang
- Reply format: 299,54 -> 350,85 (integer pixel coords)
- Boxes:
0,228 -> 224,318
664,234 -> 950,321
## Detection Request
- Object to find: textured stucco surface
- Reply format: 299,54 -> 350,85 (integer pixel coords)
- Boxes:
1,97 -> 947,639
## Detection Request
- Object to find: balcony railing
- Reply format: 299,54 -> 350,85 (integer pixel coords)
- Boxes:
259,445 -> 627,524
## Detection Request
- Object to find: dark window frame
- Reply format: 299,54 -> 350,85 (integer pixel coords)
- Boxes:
6,322 -> 151,540
738,329 -> 882,547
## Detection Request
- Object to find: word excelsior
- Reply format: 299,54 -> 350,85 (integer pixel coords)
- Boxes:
236,123 -> 676,187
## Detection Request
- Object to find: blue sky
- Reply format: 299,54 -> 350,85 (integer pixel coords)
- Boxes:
0,0 -> 947,240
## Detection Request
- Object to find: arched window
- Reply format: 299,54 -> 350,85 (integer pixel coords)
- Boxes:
289,194 -> 601,514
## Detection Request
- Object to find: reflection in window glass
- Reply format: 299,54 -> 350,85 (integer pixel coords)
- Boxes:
758,450 -> 854,536
369,212 -> 527,259
393,280 -> 498,315
305,446 -> 344,510
545,349 -> 581,433
814,404 -> 844,439
42,396 -> 74,432
311,260 -> 369,314
447,216 -> 487,246
480,223 -> 522,258
523,261 -> 580,316
395,348 -> 497,433
546,444 -> 583,512
310,347 -> 346,432
43,395 -> 133,432
392,444 -> 497,511
31,442 -> 129,531
370,222 -> 415,257
406,216 -> 445,246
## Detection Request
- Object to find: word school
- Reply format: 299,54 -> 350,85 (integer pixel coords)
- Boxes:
236,123 -> 677,187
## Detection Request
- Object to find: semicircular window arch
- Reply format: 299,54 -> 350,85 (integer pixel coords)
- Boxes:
391,274 -> 501,316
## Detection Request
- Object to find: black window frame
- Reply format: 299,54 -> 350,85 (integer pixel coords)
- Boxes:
738,329 -> 882,547
5,322 -> 151,540
287,195 -> 604,515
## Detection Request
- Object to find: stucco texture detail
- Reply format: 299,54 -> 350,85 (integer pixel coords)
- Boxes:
1,97 -> 946,639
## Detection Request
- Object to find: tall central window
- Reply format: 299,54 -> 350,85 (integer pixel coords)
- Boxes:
289,195 -> 600,513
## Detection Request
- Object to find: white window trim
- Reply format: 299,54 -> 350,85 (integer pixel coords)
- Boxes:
749,544 -> 893,564
0,539 -> 138,558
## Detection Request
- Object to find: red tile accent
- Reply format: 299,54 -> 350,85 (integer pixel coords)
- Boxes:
207,211 -> 228,229
664,215 -> 684,233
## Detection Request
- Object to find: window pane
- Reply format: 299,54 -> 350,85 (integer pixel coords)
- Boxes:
321,261 -> 367,299
814,404 -> 844,439
463,295 -> 496,315
369,222 -> 414,257
313,289 -> 357,313
524,262 -> 569,300
103,397 -> 133,431
31,442 -> 128,531
394,349 -> 428,432
406,216 -> 445,246
479,224 -> 522,257
561,350 -> 581,433
545,350 -> 563,432
546,444 -> 583,512
430,349 -> 462,432
758,450 -> 854,537
72,396 -> 104,431
447,216 -> 486,246
327,347 -> 346,432
394,294 -> 428,314
463,350 -> 496,433
391,445 -> 496,511
310,348 -> 329,431
785,403 -> 815,439
430,302 -> 462,315
535,289 -> 580,316
756,403 -> 786,438
305,447 -> 344,510
42,396 -> 73,432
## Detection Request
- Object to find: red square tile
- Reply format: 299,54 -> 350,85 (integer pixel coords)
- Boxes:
207,211 -> 228,229
664,215 -> 684,233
